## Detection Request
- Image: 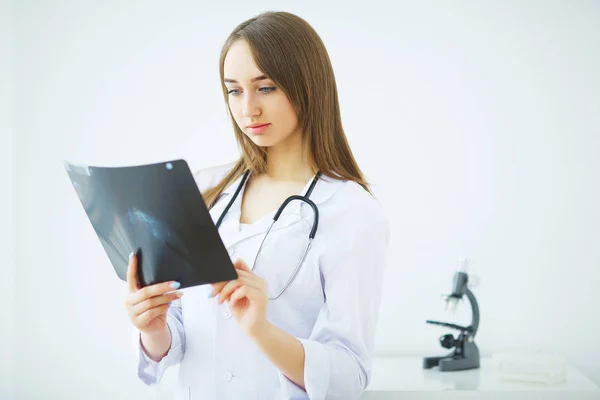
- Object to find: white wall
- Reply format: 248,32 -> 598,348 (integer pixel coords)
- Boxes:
12,0 -> 600,398
0,0 -> 16,398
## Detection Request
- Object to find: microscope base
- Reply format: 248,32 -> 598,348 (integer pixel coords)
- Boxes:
423,342 -> 480,371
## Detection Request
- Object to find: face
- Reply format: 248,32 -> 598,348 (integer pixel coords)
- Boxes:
223,40 -> 301,148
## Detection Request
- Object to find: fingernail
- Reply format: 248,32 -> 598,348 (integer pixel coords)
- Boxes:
207,289 -> 213,298
129,252 -> 135,261
168,301 -> 172,306
170,281 -> 181,289
175,290 -> 184,297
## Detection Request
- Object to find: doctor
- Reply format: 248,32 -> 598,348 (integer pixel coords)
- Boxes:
124,11 -> 390,400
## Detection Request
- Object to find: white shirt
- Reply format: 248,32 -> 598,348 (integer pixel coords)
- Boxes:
132,162 -> 390,400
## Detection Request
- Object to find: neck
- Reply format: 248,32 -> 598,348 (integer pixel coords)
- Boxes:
265,131 -> 315,181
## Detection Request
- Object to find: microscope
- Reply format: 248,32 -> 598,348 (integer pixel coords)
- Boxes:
423,260 -> 480,372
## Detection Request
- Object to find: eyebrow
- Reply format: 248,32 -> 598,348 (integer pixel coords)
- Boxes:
224,75 -> 269,84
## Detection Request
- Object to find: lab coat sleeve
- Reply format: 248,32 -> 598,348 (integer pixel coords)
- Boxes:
279,216 -> 390,399
132,298 -> 185,385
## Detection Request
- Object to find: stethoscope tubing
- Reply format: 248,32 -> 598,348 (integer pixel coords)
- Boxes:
214,169 -> 321,299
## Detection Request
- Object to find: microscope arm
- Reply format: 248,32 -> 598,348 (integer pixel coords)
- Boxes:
426,288 -> 480,336
465,288 -> 479,336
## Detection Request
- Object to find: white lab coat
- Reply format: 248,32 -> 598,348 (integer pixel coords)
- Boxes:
132,162 -> 390,400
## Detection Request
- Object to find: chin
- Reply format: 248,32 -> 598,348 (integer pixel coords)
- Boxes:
247,134 -> 278,148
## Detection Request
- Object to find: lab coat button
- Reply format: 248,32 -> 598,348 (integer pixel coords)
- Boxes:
227,248 -> 235,257
224,371 -> 233,381
224,310 -> 232,319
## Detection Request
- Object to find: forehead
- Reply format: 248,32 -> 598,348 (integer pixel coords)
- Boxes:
223,40 -> 264,82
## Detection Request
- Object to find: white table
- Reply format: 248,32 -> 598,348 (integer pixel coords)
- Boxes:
361,356 -> 600,400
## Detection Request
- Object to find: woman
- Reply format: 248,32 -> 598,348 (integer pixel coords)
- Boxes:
125,11 -> 389,400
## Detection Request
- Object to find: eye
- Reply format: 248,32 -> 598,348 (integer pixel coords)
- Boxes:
227,89 -> 240,96
259,86 -> 276,94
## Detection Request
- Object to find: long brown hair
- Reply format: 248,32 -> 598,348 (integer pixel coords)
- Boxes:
203,11 -> 370,209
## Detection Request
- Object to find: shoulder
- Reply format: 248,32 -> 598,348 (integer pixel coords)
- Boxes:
192,161 -> 237,193
321,177 -> 390,242
334,179 -> 387,222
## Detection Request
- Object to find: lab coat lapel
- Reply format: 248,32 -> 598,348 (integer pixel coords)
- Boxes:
209,173 -> 245,226
213,172 -> 345,249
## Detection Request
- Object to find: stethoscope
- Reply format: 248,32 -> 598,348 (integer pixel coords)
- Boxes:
215,169 -> 321,300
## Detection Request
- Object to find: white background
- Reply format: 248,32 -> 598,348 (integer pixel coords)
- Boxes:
2,0 -> 599,398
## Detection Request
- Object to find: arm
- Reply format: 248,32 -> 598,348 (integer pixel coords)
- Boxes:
275,217 -> 390,399
132,298 -> 186,385
250,322 -> 307,389
140,325 -> 171,362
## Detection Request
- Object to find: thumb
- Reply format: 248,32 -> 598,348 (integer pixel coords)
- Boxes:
233,258 -> 250,272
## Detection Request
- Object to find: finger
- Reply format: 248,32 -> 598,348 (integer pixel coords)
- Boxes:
210,281 -> 228,298
209,260 -> 245,296
131,290 -> 184,316
228,285 -> 249,308
235,269 -> 258,280
216,280 -> 243,304
126,252 -> 139,293
233,259 -> 251,272
129,280 -> 182,306
235,270 -> 266,289
135,303 -> 170,327
221,283 -> 263,305
214,275 -> 262,302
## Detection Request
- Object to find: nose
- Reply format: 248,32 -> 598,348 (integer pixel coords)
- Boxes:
241,92 -> 261,118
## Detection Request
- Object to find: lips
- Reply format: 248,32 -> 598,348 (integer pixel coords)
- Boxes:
246,123 -> 271,135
